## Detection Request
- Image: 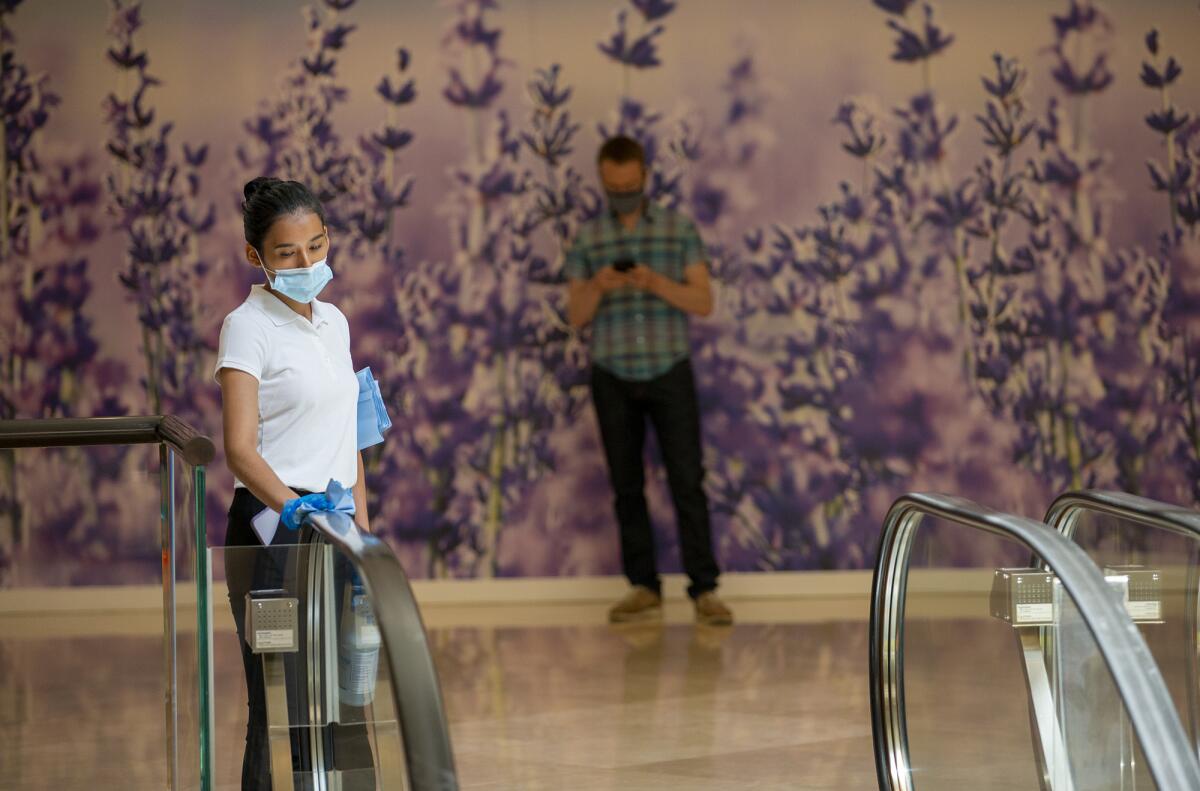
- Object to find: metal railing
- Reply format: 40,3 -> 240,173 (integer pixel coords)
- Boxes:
869,492 -> 1200,791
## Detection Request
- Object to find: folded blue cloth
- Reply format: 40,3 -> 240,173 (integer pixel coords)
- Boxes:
356,366 -> 392,450
281,479 -> 357,531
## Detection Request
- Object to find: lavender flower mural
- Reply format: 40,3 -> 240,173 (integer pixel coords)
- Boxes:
6,0 -> 1200,588
104,0 -> 214,420
1,0 -> 120,584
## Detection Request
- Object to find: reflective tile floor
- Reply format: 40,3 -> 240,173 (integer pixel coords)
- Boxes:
0,598 -> 877,790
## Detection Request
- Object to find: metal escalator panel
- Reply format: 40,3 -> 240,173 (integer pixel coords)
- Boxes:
1047,491 -> 1200,766
213,512 -> 457,791
870,493 -> 1200,791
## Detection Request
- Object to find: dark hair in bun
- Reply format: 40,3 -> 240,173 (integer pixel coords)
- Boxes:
241,177 -> 326,252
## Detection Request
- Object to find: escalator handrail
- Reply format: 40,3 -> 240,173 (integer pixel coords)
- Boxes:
1046,489 -> 1200,541
0,415 -> 215,466
305,510 -> 458,791
870,492 -> 1200,791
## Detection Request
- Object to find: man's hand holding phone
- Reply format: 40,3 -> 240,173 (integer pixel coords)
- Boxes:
593,266 -> 630,293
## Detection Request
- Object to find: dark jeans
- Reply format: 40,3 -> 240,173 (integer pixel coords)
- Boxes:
225,488 -> 375,791
590,358 -> 720,599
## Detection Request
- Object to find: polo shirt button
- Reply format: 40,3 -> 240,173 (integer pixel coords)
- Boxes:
636,313 -> 644,321
636,336 -> 645,344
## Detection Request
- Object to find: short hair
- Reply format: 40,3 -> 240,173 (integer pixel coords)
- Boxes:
597,135 -> 645,167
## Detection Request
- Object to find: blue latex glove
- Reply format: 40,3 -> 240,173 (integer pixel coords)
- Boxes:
355,367 -> 392,450
280,480 -> 357,531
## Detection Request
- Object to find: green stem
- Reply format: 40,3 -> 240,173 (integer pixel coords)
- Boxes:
1162,83 -> 1179,235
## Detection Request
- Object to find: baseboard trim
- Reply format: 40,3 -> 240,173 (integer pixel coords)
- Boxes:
0,570 -> 873,614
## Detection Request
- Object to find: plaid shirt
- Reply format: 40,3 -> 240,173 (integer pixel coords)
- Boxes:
564,203 -> 707,381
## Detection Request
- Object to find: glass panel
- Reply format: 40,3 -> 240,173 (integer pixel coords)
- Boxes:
0,445 -> 176,789
1065,510 -> 1198,763
212,540 -> 407,790
900,515 -> 1161,790
167,450 -> 204,791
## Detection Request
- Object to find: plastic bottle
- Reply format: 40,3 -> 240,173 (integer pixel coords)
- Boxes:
338,572 -> 381,708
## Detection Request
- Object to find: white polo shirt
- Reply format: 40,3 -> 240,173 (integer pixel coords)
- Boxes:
214,285 -> 359,492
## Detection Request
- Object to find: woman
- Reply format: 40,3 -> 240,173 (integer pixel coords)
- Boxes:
216,177 -> 374,789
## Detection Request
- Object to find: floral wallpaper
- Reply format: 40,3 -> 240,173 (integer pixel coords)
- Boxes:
1,0 -> 1198,585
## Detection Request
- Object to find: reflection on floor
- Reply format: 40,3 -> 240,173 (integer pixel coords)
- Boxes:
0,599 -> 876,790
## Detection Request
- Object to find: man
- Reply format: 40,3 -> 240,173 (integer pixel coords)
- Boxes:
565,135 -> 733,627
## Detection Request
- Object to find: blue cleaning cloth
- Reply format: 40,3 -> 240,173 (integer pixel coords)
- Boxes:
281,479 -> 357,531
356,367 -> 392,450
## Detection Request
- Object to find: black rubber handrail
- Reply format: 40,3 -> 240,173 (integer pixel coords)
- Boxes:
1046,489 -> 1200,769
306,511 -> 458,791
870,492 -> 1200,791
1046,489 -> 1200,542
0,416 -> 215,466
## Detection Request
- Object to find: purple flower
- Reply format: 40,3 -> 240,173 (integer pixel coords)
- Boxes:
302,51 -> 337,77
321,23 -> 356,51
182,143 -> 207,167
833,100 -> 886,159
598,10 -> 666,70
895,92 -> 958,166
1051,53 -> 1113,95
977,100 -> 1034,157
456,18 -> 501,52
527,65 -> 571,111
1051,0 -> 1109,41
982,53 -> 1026,103
106,44 -> 147,71
1145,107 -> 1190,136
1140,57 -> 1182,90
886,4 -> 954,64
443,66 -> 504,108
1179,190 -> 1200,228
371,126 -> 414,151
1147,160 -> 1192,194
872,0 -> 915,15
631,0 -> 676,22
376,75 -> 416,106
107,1 -> 142,39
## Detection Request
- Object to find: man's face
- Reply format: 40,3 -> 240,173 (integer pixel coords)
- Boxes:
599,159 -> 645,195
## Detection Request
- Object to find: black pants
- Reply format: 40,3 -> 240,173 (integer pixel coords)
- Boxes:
225,488 -> 375,791
590,359 -> 720,599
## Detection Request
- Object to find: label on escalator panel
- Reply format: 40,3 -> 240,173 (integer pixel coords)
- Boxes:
255,629 -> 296,650
1016,603 -> 1054,623
1125,600 -> 1162,622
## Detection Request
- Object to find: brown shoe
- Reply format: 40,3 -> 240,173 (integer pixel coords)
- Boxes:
608,586 -> 663,623
694,591 -> 733,626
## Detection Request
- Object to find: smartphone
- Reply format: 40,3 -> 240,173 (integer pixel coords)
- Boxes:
613,256 -> 635,273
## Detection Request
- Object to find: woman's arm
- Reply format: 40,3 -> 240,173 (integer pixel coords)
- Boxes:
219,368 -> 298,513
352,452 -> 371,532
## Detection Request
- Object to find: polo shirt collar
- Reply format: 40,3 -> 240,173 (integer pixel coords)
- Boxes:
248,284 -> 331,329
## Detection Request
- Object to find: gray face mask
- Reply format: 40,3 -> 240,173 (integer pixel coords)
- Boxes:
606,189 -> 644,216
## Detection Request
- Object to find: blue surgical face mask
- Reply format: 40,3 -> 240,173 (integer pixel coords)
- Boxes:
259,255 -> 333,304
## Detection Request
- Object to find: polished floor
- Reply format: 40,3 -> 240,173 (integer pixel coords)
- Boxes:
0,592 -> 1097,790
0,598 -> 877,790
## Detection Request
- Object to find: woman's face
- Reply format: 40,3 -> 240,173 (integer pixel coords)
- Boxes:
246,210 -> 329,271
